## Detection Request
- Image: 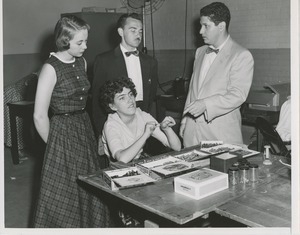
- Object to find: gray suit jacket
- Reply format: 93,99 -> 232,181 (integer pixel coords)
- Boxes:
182,37 -> 254,147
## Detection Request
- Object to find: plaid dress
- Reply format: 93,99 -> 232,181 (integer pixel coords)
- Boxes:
33,54 -> 109,228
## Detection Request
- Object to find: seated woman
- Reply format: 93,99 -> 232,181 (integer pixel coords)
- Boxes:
100,77 -> 182,163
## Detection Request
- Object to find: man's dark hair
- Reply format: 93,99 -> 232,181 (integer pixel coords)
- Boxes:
99,77 -> 137,114
200,2 -> 231,31
117,13 -> 142,29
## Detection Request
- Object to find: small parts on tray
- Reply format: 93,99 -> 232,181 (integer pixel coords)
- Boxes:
111,170 -> 140,179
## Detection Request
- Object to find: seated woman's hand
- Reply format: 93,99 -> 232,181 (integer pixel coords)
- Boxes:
160,116 -> 176,130
144,121 -> 157,137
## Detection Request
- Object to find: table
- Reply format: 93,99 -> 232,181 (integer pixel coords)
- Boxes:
215,155 -> 291,227
7,101 -> 34,164
78,148 -> 291,227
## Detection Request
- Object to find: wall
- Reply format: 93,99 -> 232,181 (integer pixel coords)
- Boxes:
144,0 -> 290,89
4,0 -> 290,53
3,0 -> 122,54
3,0 -> 123,86
3,0 -> 291,89
145,0 -> 289,50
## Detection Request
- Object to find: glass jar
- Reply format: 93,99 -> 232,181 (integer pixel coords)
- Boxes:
228,166 -> 239,186
238,165 -> 249,184
249,163 -> 259,182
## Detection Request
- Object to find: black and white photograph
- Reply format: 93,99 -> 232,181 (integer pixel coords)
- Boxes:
1,0 -> 299,235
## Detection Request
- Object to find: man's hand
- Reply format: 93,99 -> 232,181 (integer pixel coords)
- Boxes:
183,99 -> 206,118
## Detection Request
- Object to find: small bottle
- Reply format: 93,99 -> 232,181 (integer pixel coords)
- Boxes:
228,167 -> 239,186
249,163 -> 259,182
263,145 -> 272,165
239,165 -> 249,184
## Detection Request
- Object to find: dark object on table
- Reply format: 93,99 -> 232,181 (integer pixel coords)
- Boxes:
210,154 -> 241,173
255,117 -> 291,164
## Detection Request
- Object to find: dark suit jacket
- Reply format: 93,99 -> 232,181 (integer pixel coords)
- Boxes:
92,45 -> 158,137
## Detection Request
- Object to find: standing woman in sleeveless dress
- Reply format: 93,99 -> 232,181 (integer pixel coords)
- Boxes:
32,15 -> 109,228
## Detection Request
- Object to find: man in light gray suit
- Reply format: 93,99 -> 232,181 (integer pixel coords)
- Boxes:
180,2 -> 254,147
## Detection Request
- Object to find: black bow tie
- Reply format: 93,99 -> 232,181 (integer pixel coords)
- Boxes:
125,50 -> 139,57
206,47 -> 219,54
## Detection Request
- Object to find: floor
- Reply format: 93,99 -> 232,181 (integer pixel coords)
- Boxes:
4,146 -> 42,228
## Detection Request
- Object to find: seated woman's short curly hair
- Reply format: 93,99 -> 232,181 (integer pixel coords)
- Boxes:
99,77 -> 137,114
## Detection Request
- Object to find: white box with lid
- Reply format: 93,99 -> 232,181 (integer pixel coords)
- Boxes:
174,168 -> 228,200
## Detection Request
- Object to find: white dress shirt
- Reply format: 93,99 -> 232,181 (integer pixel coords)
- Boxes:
120,44 -> 143,101
200,35 -> 230,84
201,35 -> 230,121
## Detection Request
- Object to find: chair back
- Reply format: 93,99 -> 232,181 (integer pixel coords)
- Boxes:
256,117 -> 291,160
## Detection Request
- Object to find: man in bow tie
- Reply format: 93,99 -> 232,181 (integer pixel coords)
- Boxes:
180,2 -> 254,147
92,13 -> 158,138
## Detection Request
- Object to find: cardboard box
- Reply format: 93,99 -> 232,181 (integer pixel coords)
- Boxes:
201,143 -> 260,159
210,153 -> 241,173
136,155 -> 183,180
173,149 -> 211,168
103,167 -> 156,191
151,161 -> 195,177
174,168 -> 228,200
